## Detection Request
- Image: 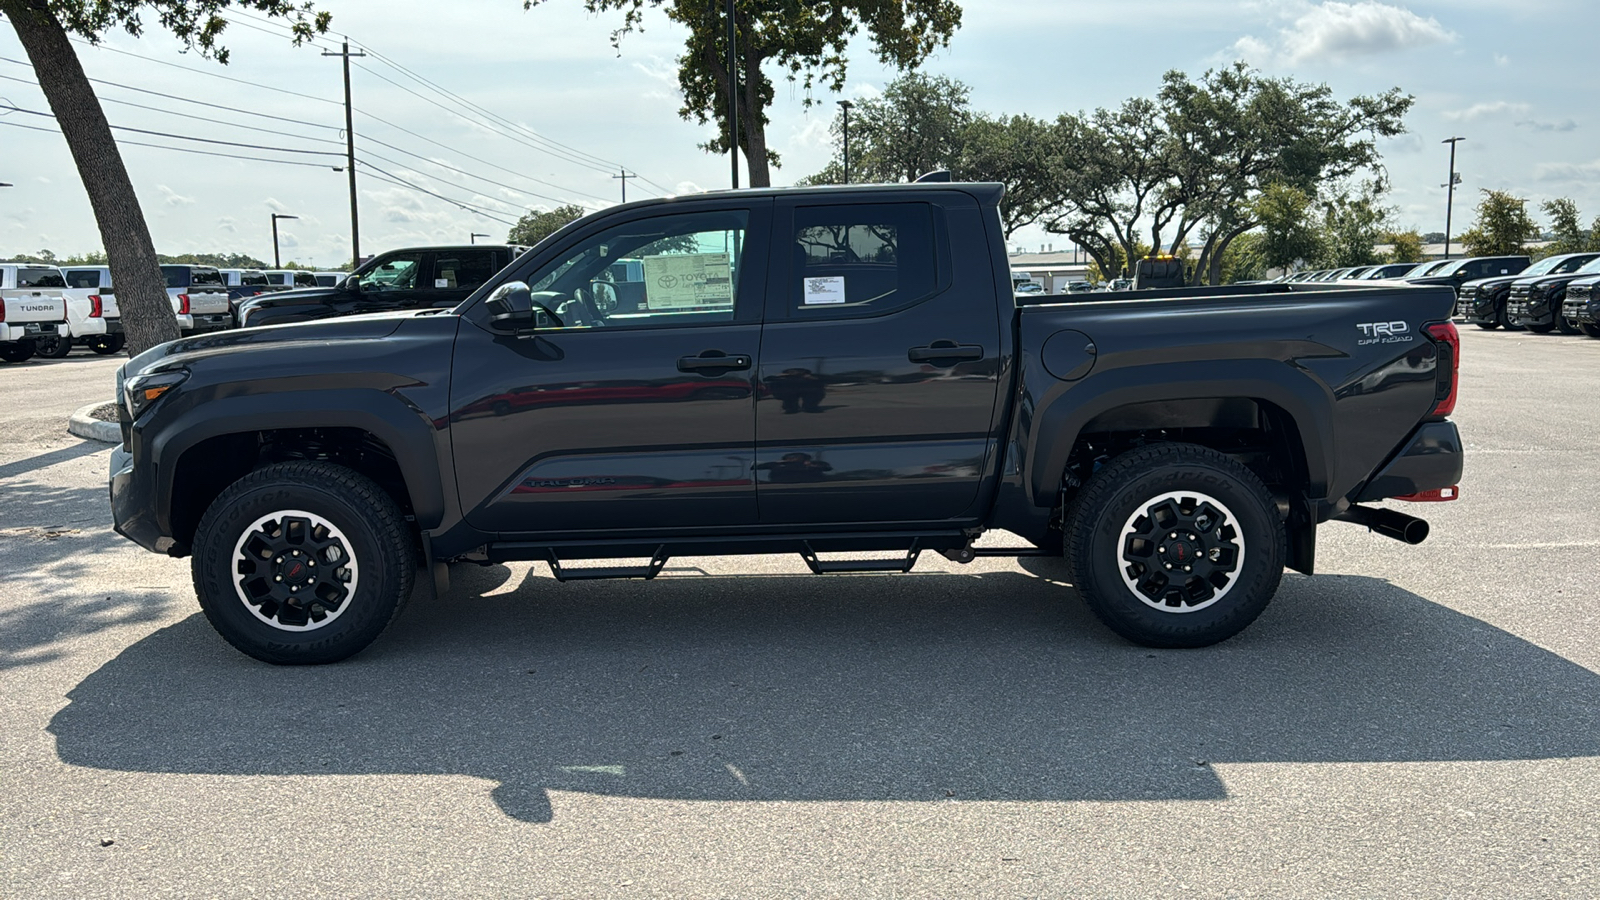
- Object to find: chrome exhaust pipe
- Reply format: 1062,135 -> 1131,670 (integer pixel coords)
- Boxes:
1335,505 -> 1430,545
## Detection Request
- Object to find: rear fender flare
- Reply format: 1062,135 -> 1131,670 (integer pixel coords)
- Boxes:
1027,360 -> 1334,507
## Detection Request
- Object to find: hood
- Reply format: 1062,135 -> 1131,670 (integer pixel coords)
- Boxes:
1512,272 -> 1587,289
128,309 -> 423,375
239,284 -> 343,310
1460,275 -> 1521,292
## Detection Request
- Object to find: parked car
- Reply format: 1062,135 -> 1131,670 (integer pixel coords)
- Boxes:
1560,275 -> 1600,338
1360,263 -> 1426,280
1064,281 -> 1096,294
110,182 -> 1462,664
54,265 -> 125,357
312,271 -> 346,287
1459,253 -> 1598,331
1014,281 -> 1045,295
161,265 -> 232,333
0,262 -> 70,363
238,244 -> 529,328
1406,255 -> 1530,297
1503,254 -> 1600,334
1337,266 -> 1376,280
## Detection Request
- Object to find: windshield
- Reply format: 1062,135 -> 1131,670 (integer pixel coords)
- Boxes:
1574,257 -> 1600,275
18,267 -> 66,288
1412,260 -> 1452,276
1546,254 -> 1600,275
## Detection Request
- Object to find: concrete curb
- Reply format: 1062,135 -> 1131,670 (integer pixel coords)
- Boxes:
69,402 -> 122,444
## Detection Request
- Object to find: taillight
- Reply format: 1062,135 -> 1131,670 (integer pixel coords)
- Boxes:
178,293 -> 191,315
1424,321 -> 1458,416
89,295 -> 103,318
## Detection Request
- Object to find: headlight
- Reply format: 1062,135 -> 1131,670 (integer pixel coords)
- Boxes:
123,370 -> 188,419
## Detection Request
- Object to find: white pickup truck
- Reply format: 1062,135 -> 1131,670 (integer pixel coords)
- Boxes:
45,265 -> 126,358
0,262 -> 71,363
160,265 -> 232,333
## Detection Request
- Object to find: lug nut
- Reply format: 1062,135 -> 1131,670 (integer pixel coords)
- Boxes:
292,550 -> 300,557
274,575 -> 282,582
307,560 -> 315,567
1170,532 -> 1177,539
290,586 -> 298,592
1184,565 -> 1192,572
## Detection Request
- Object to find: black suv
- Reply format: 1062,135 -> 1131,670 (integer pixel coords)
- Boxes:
1504,253 -> 1600,334
238,244 -> 529,328
1408,255 -> 1530,297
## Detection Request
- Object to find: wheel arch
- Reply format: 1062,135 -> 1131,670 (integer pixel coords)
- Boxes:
150,389 -> 445,549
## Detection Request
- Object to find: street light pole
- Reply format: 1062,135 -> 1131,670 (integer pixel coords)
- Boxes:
1442,136 -> 1464,259
470,233 -> 489,244
838,100 -> 854,184
724,0 -> 739,189
270,213 -> 299,268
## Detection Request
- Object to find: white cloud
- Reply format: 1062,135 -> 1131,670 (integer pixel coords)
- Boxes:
216,216 -> 238,234
1443,101 -> 1530,121
1494,53 -> 1510,67
1234,2 -> 1453,65
1517,119 -> 1578,133
1536,160 -> 1600,182
157,184 -> 195,207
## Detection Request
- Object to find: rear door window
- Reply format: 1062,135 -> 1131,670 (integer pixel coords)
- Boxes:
432,250 -> 500,291
191,268 -> 223,287
787,203 -> 942,318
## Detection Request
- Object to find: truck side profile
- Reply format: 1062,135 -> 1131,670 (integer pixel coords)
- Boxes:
110,184 -> 1463,664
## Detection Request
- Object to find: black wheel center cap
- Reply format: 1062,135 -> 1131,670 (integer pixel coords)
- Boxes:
1167,540 -> 1199,565
279,559 -> 313,584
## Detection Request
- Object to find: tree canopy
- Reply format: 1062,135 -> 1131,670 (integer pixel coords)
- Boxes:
508,204 -> 589,246
527,0 -> 961,187
1458,190 -> 1540,257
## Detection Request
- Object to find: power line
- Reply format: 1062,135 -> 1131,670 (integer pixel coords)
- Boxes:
0,118 -> 346,169
357,160 -> 517,226
64,37 -> 342,107
0,56 -> 343,132
0,102 -> 344,157
0,72 -> 344,146
358,144 -> 570,210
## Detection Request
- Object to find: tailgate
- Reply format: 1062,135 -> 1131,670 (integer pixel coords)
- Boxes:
1,290 -> 67,322
186,289 -> 230,314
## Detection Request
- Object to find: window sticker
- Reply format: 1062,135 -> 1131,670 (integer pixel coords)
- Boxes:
435,278 -> 451,288
641,252 -> 734,309
802,275 -> 846,305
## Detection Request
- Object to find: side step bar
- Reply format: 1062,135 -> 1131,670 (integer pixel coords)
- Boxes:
545,545 -> 669,582
800,540 -> 921,574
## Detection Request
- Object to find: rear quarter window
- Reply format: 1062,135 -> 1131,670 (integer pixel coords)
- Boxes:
65,269 -> 103,289
18,267 -> 66,288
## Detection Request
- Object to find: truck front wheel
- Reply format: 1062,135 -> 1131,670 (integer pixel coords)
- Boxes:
191,461 -> 416,665
1065,443 -> 1285,648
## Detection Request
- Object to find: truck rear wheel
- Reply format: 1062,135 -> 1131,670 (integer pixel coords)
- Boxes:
1065,443 -> 1285,648
191,461 -> 415,665
0,341 -> 36,363
35,334 -> 72,358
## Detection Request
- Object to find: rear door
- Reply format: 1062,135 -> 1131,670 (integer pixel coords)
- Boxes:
754,192 -> 1004,525
421,249 -> 502,309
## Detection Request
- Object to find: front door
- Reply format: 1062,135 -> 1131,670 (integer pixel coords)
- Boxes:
755,194 -> 1003,525
451,203 -> 769,534
349,251 -> 429,315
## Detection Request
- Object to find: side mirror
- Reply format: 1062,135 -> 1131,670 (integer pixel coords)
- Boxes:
486,281 -> 534,327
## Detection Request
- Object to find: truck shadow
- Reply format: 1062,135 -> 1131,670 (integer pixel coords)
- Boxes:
48,567 -> 1600,821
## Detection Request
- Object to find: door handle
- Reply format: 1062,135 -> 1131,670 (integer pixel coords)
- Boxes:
908,341 -> 984,365
677,351 -> 752,374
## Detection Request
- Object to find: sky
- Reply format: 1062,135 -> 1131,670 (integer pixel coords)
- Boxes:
2,0 -> 1597,267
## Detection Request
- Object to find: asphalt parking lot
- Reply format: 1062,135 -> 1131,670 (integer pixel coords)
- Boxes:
2,330 -> 1598,898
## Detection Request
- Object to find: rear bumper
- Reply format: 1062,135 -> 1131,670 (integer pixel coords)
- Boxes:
182,313 -> 232,334
70,318 -> 121,338
1,322 -> 69,342
1354,420 -> 1464,503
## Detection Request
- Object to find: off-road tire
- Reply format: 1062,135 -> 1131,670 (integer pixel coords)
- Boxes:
1580,323 -> 1600,339
1555,314 -> 1581,335
1474,322 -> 1498,331
1496,304 -> 1521,330
1065,443 -> 1285,648
1525,319 -> 1557,334
0,341 -> 36,363
89,334 -> 125,355
191,461 -> 415,665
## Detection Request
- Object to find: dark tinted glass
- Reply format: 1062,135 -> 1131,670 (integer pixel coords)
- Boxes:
65,269 -> 102,289
433,251 -> 500,291
160,266 -> 188,289
18,267 -> 66,288
191,268 -> 223,287
789,203 -> 938,314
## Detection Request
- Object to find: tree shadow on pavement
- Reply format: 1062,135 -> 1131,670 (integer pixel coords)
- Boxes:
48,566 -> 1600,821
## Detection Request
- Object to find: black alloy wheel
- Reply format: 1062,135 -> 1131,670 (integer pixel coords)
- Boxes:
191,461 -> 416,664
34,334 -> 72,358
1496,303 -> 1522,330
1065,443 -> 1285,648
0,341 -> 36,363
88,334 -> 125,355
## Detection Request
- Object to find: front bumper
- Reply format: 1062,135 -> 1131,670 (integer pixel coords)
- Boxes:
1,322 -> 69,342
1505,294 -> 1555,326
1564,292 -> 1597,325
1455,292 -> 1497,324
109,442 -> 164,552
1354,420 -> 1464,502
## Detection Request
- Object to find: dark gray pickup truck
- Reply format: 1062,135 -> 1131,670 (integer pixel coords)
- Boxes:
109,183 -> 1463,664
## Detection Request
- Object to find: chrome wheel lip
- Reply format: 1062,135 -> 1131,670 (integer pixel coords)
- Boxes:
1117,490 -> 1245,615
230,509 -> 360,632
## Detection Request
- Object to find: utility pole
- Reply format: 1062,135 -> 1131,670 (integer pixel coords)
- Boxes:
1442,136 -> 1464,259
724,0 -> 739,189
270,213 -> 298,268
613,168 -> 635,203
838,99 -> 854,184
323,41 -> 366,266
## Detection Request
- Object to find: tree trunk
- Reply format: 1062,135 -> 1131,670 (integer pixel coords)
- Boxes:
4,0 -> 178,356
739,40 -> 770,188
